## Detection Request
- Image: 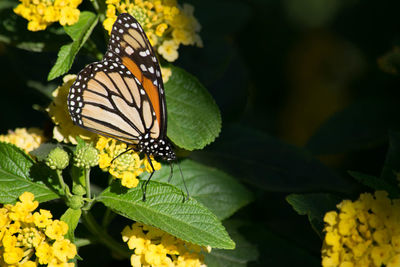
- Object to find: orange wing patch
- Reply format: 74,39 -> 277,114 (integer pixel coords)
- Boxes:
122,56 -> 161,127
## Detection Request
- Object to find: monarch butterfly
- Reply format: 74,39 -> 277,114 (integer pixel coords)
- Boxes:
67,13 -> 177,200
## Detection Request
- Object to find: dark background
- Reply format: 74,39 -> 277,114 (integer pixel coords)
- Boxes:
2,0 -> 400,266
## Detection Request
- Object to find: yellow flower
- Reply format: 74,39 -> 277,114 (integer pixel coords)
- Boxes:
47,74 -> 97,144
0,128 -> 46,154
160,66 -> 172,83
158,40 -> 179,62
103,0 -> 202,61
96,136 -> 162,189
3,247 -> 24,264
52,239 -> 77,262
14,0 -> 82,31
33,209 -> 53,228
59,6 -> 80,26
36,242 -> 53,264
45,220 -> 68,240
0,192 -> 77,266
322,191 -> 400,267
122,222 -> 208,267
20,261 -> 37,267
155,23 -> 168,36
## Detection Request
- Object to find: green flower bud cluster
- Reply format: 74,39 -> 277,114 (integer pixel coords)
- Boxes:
46,147 -> 69,170
74,144 -> 99,169
67,195 -> 84,210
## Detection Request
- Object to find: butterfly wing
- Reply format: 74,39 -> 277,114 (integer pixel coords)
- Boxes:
103,13 -> 167,139
67,60 -> 160,145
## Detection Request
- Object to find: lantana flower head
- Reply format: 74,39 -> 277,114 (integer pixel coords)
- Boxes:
0,192 -> 77,266
96,136 -> 161,188
122,222 -> 209,267
14,0 -> 82,31
322,191 -> 400,267
103,0 -> 202,62
0,128 -> 46,153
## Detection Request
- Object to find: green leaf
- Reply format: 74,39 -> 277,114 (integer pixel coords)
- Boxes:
191,124 -> 356,193
97,181 -> 234,249
30,143 -> 60,161
151,159 -> 253,220
48,11 -> 98,80
286,193 -> 341,238
204,220 -> 258,267
381,131 -> 400,184
306,97 -> 400,155
61,208 -> 82,242
0,0 -> 16,9
165,65 -> 221,150
0,142 -> 59,204
348,171 -> 400,197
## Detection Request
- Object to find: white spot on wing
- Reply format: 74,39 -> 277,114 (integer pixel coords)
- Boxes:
125,46 -> 134,55
140,64 -> 147,71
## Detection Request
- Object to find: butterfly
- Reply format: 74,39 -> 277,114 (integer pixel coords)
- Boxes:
67,13 -> 177,199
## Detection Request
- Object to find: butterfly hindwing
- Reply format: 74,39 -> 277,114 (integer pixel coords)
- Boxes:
67,59 -> 160,144
104,13 -> 167,138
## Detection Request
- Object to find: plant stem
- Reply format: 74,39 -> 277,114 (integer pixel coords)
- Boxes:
85,168 -> 91,199
81,211 -> 130,258
74,238 -> 91,248
56,170 -> 71,197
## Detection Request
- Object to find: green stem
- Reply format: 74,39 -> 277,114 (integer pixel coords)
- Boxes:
101,174 -> 116,227
56,170 -> 71,197
101,207 -> 116,228
85,168 -> 91,199
90,0 -> 106,22
74,238 -> 91,248
81,211 -> 131,258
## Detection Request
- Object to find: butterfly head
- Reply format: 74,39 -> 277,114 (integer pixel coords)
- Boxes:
138,135 -> 176,162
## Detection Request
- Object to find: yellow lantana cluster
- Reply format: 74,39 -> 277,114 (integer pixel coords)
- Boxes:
122,222 -> 209,267
0,192 -> 77,266
0,128 -> 46,153
103,0 -> 202,62
322,191 -> 400,267
14,0 -> 82,31
47,75 -> 97,145
96,136 -> 161,188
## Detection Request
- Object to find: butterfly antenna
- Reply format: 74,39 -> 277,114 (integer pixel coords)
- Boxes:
177,161 -> 189,201
111,147 -> 134,163
142,153 -> 155,201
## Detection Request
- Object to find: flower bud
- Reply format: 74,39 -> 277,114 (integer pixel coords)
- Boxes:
74,144 -> 99,168
46,147 -> 69,170
72,184 -> 86,196
67,195 -> 84,210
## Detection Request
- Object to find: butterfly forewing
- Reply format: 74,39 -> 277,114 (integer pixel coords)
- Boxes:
104,13 -> 167,138
67,59 -> 160,144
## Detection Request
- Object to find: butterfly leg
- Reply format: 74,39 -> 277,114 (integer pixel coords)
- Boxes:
141,153 -> 155,201
168,162 -> 174,182
111,147 -> 134,163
